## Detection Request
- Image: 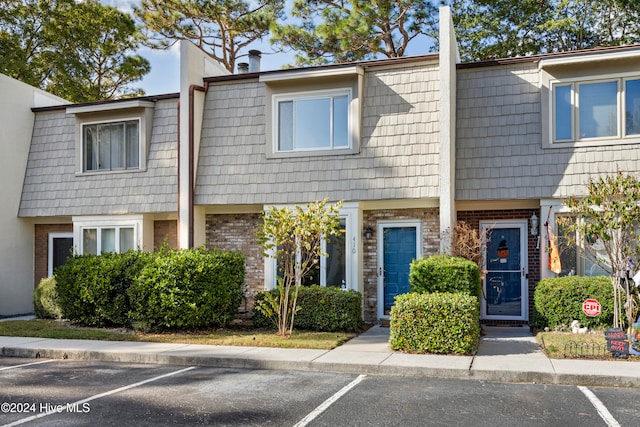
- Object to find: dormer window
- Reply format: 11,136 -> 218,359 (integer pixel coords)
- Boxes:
67,99 -> 154,174
275,90 -> 351,152
261,65 -> 363,158
83,119 -> 140,171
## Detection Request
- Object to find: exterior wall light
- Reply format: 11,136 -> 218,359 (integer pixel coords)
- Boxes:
530,213 -> 539,236
363,227 -> 373,240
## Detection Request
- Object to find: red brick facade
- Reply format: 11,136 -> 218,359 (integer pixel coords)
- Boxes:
153,220 -> 178,250
205,213 -> 263,316
200,208 -> 545,325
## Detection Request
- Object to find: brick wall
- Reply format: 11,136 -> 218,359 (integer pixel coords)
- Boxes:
205,213 -> 263,316
153,220 -> 178,250
361,208 -> 440,323
204,208 -> 441,324
34,224 -> 73,287
457,209 -> 541,326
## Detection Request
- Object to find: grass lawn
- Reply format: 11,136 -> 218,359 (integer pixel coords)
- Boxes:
0,319 -> 357,350
537,331 -> 640,361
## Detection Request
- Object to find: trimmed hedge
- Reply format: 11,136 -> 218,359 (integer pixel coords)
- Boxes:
128,248 -> 245,330
253,286 -> 363,332
533,276 -> 614,330
389,292 -> 480,355
55,251 -> 149,326
33,277 -> 62,319
54,248 -> 245,330
409,254 -> 481,298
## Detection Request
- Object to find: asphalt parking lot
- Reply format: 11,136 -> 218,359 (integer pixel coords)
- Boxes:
1,357 -> 639,426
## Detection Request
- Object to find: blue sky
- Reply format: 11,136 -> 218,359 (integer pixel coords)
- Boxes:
102,0 -> 435,96
102,0 -> 300,95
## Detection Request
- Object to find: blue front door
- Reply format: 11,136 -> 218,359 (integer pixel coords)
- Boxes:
481,221 -> 528,320
381,224 -> 419,316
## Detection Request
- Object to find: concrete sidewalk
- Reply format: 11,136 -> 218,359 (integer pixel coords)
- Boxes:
0,322 -> 638,388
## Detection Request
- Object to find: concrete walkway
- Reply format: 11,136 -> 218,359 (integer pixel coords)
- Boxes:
0,321 -> 638,388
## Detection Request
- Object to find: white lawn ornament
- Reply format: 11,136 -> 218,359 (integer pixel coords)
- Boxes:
571,320 -> 588,334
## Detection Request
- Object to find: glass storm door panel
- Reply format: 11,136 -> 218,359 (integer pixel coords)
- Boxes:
50,236 -> 73,276
482,222 -> 528,320
381,225 -> 419,315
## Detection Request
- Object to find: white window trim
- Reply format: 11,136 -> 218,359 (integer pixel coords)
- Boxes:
72,215 -> 143,255
543,201 -> 612,278
376,220 -> 423,320
81,117 -> 142,173
547,72 -> 640,147
48,232 -> 73,277
70,105 -> 153,175
272,88 -> 354,154
263,203 -> 360,291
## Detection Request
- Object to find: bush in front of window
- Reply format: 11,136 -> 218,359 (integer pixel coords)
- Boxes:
389,292 -> 480,355
128,248 -> 245,330
409,255 -> 481,299
532,276 -> 614,330
33,277 -> 62,320
253,286 -> 363,332
55,251 -> 148,326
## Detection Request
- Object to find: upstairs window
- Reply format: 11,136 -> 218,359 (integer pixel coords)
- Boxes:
275,90 -> 351,153
83,119 -> 140,172
552,77 -> 640,143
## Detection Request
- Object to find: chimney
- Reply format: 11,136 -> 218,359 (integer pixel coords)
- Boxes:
248,50 -> 261,73
237,62 -> 249,74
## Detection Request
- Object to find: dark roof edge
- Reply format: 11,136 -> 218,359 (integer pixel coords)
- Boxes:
204,53 -> 440,84
457,44 -> 640,69
31,92 -> 180,112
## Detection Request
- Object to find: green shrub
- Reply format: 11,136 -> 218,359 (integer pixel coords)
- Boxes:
389,292 -> 480,355
253,286 -> 363,332
33,277 -> 62,319
55,251 -> 148,326
409,254 -> 481,298
128,248 -> 244,330
533,276 -> 614,330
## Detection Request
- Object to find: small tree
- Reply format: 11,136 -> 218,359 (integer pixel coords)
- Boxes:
256,199 -> 342,336
563,171 -> 640,337
442,221 -> 492,282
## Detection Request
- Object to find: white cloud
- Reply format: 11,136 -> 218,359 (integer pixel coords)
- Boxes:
99,0 -> 136,14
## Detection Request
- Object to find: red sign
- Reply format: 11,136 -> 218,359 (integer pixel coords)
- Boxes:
582,299 -> 601,317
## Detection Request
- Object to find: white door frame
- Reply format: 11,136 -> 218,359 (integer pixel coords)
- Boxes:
480,220 -> 528,321
377,220 -> 422,319
48,232 -> 74,277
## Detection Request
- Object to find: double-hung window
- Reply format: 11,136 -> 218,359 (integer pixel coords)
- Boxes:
275,89 -> 351,153
83,119 -> 140,172
552,77 -> 640,143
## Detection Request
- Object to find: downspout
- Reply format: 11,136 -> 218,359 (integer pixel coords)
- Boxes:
187,83 -> 208,248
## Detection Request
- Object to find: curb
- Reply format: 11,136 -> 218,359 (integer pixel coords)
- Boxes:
3,345 -> 640,389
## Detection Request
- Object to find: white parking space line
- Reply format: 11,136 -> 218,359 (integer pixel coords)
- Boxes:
1,366 -> 196,427
0,360 -> 54,371
294,374 -> 366,427
578,386 -> 621,427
